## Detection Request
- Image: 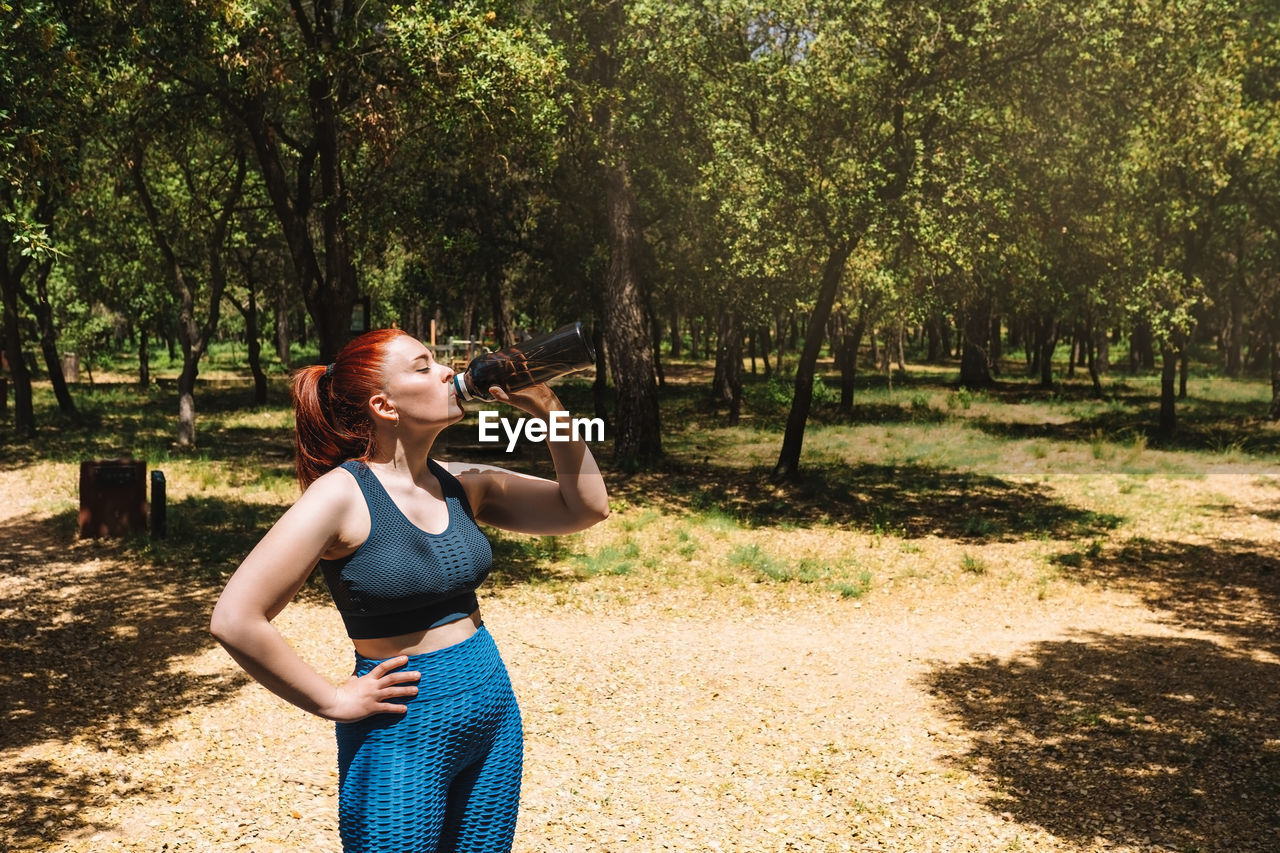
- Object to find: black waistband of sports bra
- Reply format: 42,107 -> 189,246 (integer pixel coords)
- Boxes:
339,591 -> 480,640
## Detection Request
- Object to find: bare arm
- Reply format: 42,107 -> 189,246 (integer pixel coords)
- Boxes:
209,470 -> 420,721
449,384 -> 610,535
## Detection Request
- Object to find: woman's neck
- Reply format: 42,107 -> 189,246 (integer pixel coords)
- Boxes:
366,427 -> 441,482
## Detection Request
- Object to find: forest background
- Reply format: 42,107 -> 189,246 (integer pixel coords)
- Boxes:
5,4 -> 1280,850
3,0 -> 1280,473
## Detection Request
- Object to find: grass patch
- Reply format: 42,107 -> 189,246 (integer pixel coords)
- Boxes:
572,541 -> 640,578
4,352 -> 1277,611
960,552 -> 988,575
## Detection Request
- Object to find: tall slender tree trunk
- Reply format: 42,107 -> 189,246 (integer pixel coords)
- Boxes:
834,308 -> 864,415
649,299 -> 665,388
712,310 -> 743,425
758,325 -> 772,376
1085,318 -> 1104,398
1178,340 -> 1190,399
24,258 -> 76,416
601,156 -> 661,465
1131,320 -> 1155,371
242,287 -> 267,404
959,298 -> 994,388
1268,323 -> 1280,421
275,289 -> 292,368
131,146 -> 244,447
988,315 -> 1002,376
590,321 -> 610,428
1159,342 -> 1178,435
0,238 -> 36,437
486,265 -> 515,349
1038,314 -> 1058,389
138,327 -> 150,388
773,241 -> 854,481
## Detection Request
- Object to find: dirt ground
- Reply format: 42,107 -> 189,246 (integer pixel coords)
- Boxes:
2,461 -> 1279,853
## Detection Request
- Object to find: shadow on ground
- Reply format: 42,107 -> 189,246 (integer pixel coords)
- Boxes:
967,388 -> 1280,457
0,508 -> 253,847
614,459 -> 1122,541
1064,536 -> 1280,655
927,632 -> 1280,852
931,533 -> 1280,851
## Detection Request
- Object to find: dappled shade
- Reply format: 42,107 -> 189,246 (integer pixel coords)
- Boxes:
928,633 -> 1280,852
0,508 -> 254,846
615,459 -> 1123,541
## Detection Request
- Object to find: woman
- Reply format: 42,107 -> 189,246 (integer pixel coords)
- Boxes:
210,328 -> 609,853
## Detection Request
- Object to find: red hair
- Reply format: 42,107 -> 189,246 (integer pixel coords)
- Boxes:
291,328 -> 411,489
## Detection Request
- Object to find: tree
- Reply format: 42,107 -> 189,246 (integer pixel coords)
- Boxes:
101,47 -> 250,445
0,0 -> 93,434
670,0 -> 1072,478
537,0 -> 668,466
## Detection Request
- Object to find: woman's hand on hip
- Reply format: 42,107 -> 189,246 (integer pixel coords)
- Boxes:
325,656 -> 420,722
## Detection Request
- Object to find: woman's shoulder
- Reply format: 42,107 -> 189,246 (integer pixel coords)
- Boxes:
438,458 -> 509,515
299,462 -> 365,508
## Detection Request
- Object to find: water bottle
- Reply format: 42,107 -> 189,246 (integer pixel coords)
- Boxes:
452,322 -> 596,402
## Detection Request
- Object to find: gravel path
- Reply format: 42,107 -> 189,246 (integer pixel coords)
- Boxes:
3,462 -> 1278,852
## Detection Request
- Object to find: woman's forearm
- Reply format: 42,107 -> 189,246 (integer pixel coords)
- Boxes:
210,614 -> 340,719
545,431 -> 610,524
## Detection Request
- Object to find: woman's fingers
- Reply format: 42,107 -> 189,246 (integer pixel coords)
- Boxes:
367,655 -> 409,677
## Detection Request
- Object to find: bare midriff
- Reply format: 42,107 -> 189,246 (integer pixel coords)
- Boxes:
352,609 -> 482,659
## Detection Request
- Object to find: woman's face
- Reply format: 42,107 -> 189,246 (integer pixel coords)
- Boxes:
378,334 -> 464,429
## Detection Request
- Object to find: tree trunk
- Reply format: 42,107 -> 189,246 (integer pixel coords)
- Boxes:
25,258 -> 76,416
925,318 -> 941,362
238,87 -> 356,362
758,325 -> 772,376
486,265 -> 515,349
773,241 -> 854,481
959,300 -> 994,388
275,289 -> 292,368
649,301 -> 665,389
775,309 -> 787,372
712,308 -> 736,403
988,315 -> 1002,376
1226,283 -> 1244,378
712,311 -> 743,425
590,321 -> 610,429
1038,314 -> 1058,389
601,155 -> 662,466
668,307 -> 681,358
1086,321 -> 1103,398
0,238 -> 36,437
1269,324 -> 1280,420
836,313 -> 865,415
1178,333 -> 1189,400
131,145 -> 243,447
244,287 -> 267,404
1131,320 -> 1155,371
138,327 -> 151,388
1159,342 -> 1177,435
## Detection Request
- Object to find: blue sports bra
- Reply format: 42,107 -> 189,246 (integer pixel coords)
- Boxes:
318,459 -> 493,640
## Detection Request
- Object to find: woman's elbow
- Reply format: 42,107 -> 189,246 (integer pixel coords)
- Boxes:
209,600 -> 250,647
578,500 -> 610,529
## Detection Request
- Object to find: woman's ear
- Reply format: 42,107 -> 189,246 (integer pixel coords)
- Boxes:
368,392 -> 398,425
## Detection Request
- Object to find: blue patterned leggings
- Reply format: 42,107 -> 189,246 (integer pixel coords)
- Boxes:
335,626 -> 524,853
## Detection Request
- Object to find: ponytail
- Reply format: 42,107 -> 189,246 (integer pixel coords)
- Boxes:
291,328 -> 411,489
